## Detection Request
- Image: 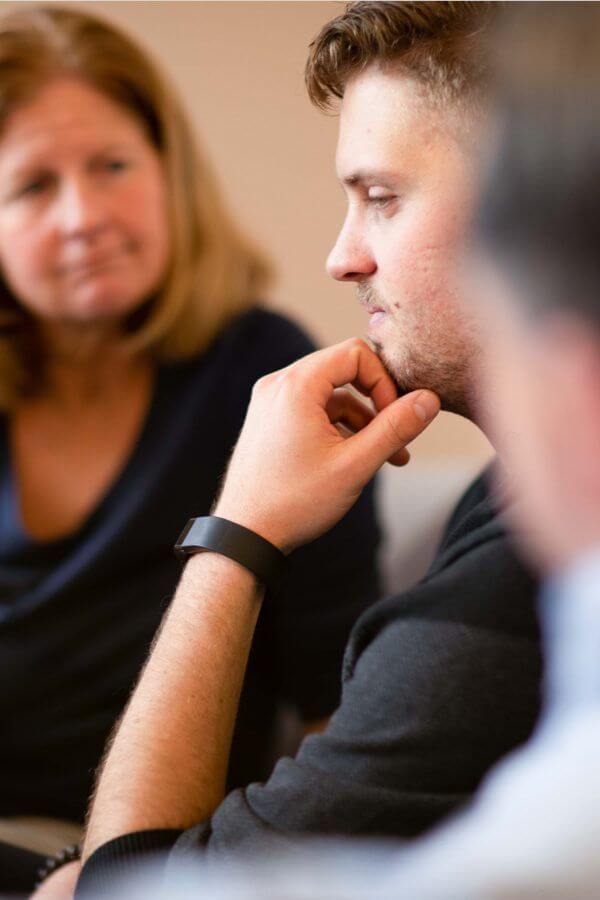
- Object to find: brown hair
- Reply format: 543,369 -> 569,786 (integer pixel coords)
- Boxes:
0,6 -> 272,410
305,1 -> 493,112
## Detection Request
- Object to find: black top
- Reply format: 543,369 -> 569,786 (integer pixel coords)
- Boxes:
0,307 -> 381,823
77,467 -> 543,896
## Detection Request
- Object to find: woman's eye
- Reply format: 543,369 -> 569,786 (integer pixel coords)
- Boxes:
104,159 -> 129,173
18,177 -> 50,198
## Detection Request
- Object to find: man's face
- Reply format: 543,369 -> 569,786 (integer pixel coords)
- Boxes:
327,67 -> 481,417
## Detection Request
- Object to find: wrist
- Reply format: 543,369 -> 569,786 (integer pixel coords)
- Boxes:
183,547 -> 264,594
176,514 -> 288,596
212,501 -> 292,555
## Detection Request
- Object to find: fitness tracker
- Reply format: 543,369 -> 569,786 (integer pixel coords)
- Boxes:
174,516 -> 287,595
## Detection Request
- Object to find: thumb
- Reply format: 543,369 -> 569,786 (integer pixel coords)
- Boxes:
347,389 -> 440,476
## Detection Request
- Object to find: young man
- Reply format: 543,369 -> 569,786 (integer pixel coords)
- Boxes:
197,7 -> 600,897
34,3 -> 545,895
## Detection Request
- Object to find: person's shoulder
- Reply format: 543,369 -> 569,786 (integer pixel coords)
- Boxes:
211,306 -> 322,408
158,305 -> 319,392
441,466 -> 493,541
220,305 -> 318,367
343,519 -> 540,683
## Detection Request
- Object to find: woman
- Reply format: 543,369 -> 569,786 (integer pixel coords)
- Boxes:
0,6 -> 381,891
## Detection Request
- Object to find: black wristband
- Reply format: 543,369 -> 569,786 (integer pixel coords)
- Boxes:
174,516 -> 288,596
35,841 -> 82,889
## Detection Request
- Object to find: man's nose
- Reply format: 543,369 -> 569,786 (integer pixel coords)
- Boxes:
58,178 -> 108,239
326,219 -> 376,282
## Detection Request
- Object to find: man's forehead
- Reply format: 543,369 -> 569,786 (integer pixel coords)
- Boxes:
335,69 -> 432,182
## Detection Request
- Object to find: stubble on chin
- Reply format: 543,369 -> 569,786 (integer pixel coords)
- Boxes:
368,336 -> 407,395
399,340 -> 477,417
358,286 -> 477,418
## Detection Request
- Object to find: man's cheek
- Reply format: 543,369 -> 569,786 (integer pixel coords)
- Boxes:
382,251 -> 420,306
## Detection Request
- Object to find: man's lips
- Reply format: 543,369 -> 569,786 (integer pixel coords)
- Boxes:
365,308 -> 388,336
368,309 -> 387,322
359,300 -> 386,315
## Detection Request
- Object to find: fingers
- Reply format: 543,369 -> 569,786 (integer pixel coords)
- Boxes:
389,447 -> 411,466
327,389 -> 412,466
345,389 -> 440,476
300,339 -> 399,412
326,389 -> 375,433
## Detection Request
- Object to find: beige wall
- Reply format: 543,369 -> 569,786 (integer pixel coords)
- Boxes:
1,0 -> 493,466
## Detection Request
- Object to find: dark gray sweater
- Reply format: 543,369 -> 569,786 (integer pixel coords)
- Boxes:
77,469 -> 542,896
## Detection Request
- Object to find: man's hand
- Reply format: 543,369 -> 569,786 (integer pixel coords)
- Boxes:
216,338 -> 440,553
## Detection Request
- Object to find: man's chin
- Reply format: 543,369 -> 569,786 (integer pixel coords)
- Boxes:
369,335 -> 475,419
369,338 -> 409,396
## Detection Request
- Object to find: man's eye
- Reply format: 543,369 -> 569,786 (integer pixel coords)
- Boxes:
368,193 -> 396,210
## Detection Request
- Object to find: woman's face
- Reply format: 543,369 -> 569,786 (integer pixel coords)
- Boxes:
0,77 -> 170,326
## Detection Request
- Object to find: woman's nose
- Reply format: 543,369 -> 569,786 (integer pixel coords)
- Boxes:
57,177 -> 108,239
326,219 -> 376,282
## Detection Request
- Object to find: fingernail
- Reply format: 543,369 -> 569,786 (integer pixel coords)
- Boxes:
413,391 -> 440,422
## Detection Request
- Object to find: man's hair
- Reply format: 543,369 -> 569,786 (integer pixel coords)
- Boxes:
305,1 -> 493,112
477,2 -> 600,326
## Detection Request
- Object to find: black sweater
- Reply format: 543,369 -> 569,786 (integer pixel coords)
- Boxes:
77,469 -> 542,897
0,308 -> 380,826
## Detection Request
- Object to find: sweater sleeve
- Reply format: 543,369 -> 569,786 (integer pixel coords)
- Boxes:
77,535 -> 542,895
76,830 -> 182,897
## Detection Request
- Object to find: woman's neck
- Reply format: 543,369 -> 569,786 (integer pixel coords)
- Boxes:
39,320 -> 152,409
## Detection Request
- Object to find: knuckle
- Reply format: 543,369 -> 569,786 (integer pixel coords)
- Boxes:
344,336 -> 368,354
284,359 -> 305,381
282,360 -> 311,389
283,372 -> 308,397
252,373 -> 274,395
381,412 -> 408,447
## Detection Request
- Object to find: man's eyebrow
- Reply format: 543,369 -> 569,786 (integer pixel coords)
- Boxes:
339,169 -> 397,187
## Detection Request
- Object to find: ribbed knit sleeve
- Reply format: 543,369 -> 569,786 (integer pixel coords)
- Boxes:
75,829 -> 182,897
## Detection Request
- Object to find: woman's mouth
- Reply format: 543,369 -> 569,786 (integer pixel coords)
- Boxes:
61,249 -> 128,279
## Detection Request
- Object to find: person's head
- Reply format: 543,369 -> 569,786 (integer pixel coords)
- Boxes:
473,2 -> 600,572
0,6 -> 270,408
306,2 -> 493,416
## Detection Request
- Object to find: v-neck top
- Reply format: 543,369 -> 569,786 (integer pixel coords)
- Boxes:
0,306 -> 381,822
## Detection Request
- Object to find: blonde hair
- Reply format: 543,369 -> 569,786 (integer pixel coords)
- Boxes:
0,5 -> 272,409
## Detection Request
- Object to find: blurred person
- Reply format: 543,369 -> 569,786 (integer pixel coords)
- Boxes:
0,5 -> 385,894
388,1 -> 600,893
37,3 -> 560,897
84,3 -> 600,899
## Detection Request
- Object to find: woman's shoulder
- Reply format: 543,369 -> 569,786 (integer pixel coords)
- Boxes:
190,304 -> 320,383
223,305 -> 318,361
155,306 -> 321,442
158,305 -> 320,399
